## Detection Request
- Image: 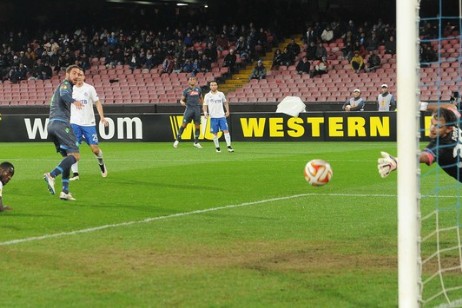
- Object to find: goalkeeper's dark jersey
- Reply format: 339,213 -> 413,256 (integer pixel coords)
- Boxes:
423,127 -> 462,182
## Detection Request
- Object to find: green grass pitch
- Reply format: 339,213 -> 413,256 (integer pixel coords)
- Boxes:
0,141 -> 447,306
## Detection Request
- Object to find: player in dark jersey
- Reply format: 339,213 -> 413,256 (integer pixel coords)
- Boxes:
378,108 -> 462,182
0,161 -> 14,211
43,65 -> 83,201
173,76 -> 203,149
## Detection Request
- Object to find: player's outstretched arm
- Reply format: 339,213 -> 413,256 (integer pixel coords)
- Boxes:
377,151 -> 398,178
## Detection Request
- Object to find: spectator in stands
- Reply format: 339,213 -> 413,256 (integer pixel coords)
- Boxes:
342,89 -> 365,111
384,35 -> 396,55
19,50 -> 32,68
365,32 -> 379,51
8,65 -> 21,83
444,21 -> 457,37
182,59 -> 193,74
107,32 -> 118,47
365,50 -> 381,72
320,25 -> 334,43
306,41 -> 317,60
191,59 -> 200,75
314,42 -> 328,60
172,57 -> 182,73
279,47 -> 293,66
144,49 -> 155,70
128,51 -> 140,71
24,47 -> 36,64
272,48 -> 283,68
351,51 -> 365,74
296,56 -> 310,75
421,21 -> 438,39
420,43 -> 437,65
377,84 -> 396,111
305,26 -> 317,45
223,48 -> 237,73
78,53 -> 90,71
199,54 -> 211,73
254,39 -> 265,58
104,50 -> 116,68
310,56 -> 328,78
286,39 -> 301,60
204,42 -> 218,63
216,33 -> 229,52
249,60 -> 266,80
183,33 -> 193,48
162,55 -> 174,74
41,61 -> 53,80
234,36 -> 250,63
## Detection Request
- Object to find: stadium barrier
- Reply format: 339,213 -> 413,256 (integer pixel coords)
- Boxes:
0,112 -> 432,142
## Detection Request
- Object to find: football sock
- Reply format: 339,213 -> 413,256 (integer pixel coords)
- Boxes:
71,162 -> 79,174
194,128 -> 200,143
177,127 -> 185,141
224,132 -> 232,147
62,179 -> 70,194
50,156 -> 77,178
61,161 -> 72,194
96,149 -> 104,166
213,136 -> 220,148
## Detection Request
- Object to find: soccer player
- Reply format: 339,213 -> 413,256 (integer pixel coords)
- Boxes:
43,64 -> 83,201
173,76 -> 203,149
378,108 -> 462,182
203,81 -> 234,153
69,69 -> 108,180
0,161 -> 14,211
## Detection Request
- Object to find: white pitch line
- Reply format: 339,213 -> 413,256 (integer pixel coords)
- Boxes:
0,192 -> 457,246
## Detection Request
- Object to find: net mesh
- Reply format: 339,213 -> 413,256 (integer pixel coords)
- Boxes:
419,1 -> 462,305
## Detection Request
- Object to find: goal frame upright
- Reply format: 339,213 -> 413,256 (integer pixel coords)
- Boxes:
396,0 -> 421,307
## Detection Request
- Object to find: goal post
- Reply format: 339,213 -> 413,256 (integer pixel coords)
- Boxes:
396,0 -> 420,307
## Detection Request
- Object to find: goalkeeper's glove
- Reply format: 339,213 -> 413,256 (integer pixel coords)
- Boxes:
377,151 -> 398,178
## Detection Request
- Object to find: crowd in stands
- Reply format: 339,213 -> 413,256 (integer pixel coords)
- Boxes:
0,12 -> 456,107
269,18 -> 454,79
0,22 -> 278,84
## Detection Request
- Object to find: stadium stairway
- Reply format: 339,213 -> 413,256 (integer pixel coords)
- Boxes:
219,36 -> 303,94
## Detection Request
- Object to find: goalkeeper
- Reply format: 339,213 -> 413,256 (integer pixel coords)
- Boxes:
378,108 -> 462,182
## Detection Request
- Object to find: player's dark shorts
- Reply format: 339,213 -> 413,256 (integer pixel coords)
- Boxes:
48,119 -> 79,156
182,106 -> 201,124
71,124 -> 99,145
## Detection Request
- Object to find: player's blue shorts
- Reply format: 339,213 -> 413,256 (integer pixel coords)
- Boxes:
71,124 -> 99,145
210,117 -> 229,134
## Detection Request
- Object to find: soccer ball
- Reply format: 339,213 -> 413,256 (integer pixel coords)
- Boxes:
304,159 -> 333,186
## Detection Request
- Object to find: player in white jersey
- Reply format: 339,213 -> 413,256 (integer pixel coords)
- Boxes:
70,69 -> 108,180
203,81 -> 234,153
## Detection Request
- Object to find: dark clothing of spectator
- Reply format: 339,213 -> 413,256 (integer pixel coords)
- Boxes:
296,58 -> 311,74
223,50 -> 237,72
250,61 -> 266,80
